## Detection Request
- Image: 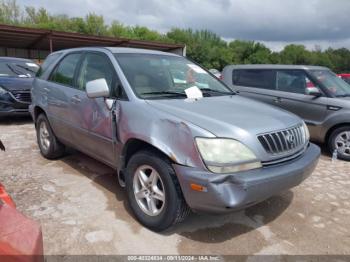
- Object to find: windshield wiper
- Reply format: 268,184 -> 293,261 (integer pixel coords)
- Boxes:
141,91 -> 187,97
200,88 -> 236,95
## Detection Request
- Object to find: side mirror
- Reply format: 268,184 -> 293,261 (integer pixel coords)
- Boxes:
306,87 -> 322,97
86,78 -> 110,98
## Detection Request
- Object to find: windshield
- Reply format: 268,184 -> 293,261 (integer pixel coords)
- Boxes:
0,60 -> 39,78
114,53 -> 233,99
309,70 -> 350,97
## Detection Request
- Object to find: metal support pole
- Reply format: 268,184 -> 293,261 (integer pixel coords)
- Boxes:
49,37 -> 53,53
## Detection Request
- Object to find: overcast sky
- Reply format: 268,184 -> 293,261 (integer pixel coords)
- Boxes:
17,0 -> 350,51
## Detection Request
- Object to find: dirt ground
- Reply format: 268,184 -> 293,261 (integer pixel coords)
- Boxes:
1,116 -> 350,256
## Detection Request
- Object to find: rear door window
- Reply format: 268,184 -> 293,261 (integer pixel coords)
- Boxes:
50,53 -> 82,87
232,69 -> 276,89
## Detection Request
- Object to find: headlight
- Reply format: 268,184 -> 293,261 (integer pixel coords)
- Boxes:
0,86 -> 8,96
302,121 -> 310,142
195,138 -> 262,173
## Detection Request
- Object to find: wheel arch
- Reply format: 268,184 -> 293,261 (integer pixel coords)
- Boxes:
33,106 -> 46,125
325,122 -> 350,144
117,138 -> 179,187
120,138 -> 176,172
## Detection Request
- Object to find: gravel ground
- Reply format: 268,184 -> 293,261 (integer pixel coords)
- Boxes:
0,116 -> 350,256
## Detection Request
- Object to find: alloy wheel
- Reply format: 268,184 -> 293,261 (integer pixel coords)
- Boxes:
39,121 -> 50,152
133,165 -> 166,216
335,131 -> 350,157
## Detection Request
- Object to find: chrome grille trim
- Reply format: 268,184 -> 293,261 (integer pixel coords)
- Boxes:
258,124 -> 306,155
9,90 -> 31,103
262,145 -> 308,166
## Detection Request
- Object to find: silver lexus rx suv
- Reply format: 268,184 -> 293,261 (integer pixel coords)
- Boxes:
30,48 -> 320,231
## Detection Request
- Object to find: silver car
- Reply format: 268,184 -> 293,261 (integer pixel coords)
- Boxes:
222,64 -> 350,161
30,48 -> 320,231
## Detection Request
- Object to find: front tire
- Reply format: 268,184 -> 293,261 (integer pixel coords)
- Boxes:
125,150 -> 190,231
328,126 -> 350,161
36,114 -> 65,159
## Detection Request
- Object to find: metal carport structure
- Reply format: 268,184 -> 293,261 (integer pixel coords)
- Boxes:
0,24 -> 185,62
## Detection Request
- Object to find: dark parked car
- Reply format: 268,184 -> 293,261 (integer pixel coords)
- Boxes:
0,57 -> 39,116
30,48 -> 319,231
222,65 -> 350,160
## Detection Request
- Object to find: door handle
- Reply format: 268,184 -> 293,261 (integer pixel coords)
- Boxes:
43,87 -> 50,92
273,97 -> 282,103
71,95 -> 81,104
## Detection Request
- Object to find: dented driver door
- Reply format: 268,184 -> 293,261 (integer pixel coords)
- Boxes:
74,52 -> 119,167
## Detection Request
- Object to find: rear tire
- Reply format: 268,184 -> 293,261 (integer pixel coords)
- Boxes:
125,150 -> 190,231
328,126 -> 350,161
36,114 -> 65,159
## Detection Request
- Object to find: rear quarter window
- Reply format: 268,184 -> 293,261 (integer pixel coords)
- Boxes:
36,53 -> 62,79
232,69 -> 276,90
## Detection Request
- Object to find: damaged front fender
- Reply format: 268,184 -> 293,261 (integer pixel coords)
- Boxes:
118,100 -> 214,169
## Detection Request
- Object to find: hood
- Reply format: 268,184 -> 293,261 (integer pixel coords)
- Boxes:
0,77 -> 34,91
146,95 -> 302,138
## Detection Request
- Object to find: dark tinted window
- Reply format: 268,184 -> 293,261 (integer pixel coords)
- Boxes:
77,53 -> 114,91
232,69 -> 275,89
36,53 -> 62,79
50,53 -> 81,86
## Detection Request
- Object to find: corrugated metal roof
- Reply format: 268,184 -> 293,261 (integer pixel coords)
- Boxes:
0,24 -> 185,54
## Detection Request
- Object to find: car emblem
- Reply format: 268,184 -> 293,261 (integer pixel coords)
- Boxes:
285,133 -> 295,145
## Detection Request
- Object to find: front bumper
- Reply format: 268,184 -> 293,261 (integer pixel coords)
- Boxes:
173,143 -> 320,213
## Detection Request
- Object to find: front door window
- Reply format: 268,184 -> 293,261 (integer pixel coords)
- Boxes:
276,70 -> 320,95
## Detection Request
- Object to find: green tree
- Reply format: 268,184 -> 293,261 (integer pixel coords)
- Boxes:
279,44 -> 313,65
228,40 -> 255,63
0,0 -> 20,24
1,1 -> 350,72
83,13 -> 107,36
326,48 -> 350,73
246,42 -> 272,64
269,52 -> 281,64
167,28 -> 230,69
109,21 -> 134,38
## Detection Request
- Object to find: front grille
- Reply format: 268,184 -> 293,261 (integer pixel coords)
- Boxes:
10,91 -> 31,103
258,124 -> 306,155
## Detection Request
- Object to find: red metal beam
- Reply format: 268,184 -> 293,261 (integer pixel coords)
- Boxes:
27,32 -> 51,49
